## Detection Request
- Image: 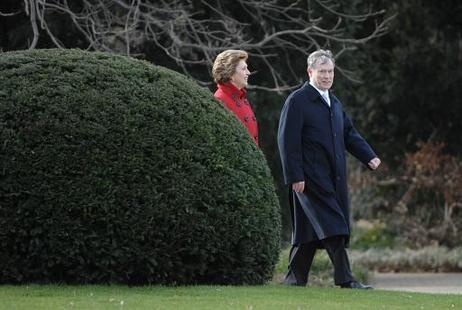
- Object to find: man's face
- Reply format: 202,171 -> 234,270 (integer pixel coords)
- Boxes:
230,59 -> 250,90
308,59 -> 334,91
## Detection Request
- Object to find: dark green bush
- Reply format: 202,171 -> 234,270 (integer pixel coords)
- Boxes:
0,49 -> 281,285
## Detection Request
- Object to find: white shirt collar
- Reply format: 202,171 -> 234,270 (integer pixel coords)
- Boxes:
309,81 -> 330,106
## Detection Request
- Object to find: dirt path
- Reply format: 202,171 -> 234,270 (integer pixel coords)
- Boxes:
371,273 -> 462,294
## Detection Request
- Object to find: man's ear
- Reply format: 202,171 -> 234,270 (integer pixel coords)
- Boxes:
307,68 -> 311,78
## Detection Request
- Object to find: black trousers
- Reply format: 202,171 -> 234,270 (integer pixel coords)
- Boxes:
283,235 -> 354,286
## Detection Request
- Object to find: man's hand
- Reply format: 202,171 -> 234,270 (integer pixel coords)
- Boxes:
368,157 -> 381,170
292,181 -> 305,193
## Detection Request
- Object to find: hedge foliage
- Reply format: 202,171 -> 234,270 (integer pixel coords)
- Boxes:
0,49 -> 281,285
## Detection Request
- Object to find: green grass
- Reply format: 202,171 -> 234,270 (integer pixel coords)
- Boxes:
1,245 -> 459,309
0,285 -> 460,309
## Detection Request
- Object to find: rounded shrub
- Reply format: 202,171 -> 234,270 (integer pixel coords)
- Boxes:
0,49 -> 281,285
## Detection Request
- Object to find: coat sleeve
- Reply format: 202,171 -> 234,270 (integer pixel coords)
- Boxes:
343,111 -> 377,166
277,97 -> 305,185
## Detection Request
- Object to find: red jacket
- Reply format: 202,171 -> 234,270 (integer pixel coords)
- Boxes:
214,83 -> 259,145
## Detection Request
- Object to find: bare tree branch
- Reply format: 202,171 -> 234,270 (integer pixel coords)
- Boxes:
0,9 -> 21,17
14,0 -> 394,92
25,0 -> 40,49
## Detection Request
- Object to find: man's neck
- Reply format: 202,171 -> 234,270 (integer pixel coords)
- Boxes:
309,81 -> 328,94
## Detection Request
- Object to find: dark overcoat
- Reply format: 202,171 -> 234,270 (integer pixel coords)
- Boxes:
277,82 -> 376,245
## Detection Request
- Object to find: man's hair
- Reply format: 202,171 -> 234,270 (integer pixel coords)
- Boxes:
307,49 -> 335,69
212,50 -> 248,84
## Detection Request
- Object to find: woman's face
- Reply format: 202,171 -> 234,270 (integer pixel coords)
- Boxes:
230,59 -> 250,90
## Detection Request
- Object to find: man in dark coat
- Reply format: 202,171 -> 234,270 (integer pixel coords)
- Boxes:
277,49 -> 381,289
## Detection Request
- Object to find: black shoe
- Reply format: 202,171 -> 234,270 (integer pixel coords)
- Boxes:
340,281 -> 373,289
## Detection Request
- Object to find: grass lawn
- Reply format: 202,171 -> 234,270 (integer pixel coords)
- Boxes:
0,285 -> 460,309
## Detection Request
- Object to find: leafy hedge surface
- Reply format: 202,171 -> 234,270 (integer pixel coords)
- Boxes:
0,49 -> 281,285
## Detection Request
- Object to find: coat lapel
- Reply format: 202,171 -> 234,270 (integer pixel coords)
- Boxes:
304,82 -> 331,109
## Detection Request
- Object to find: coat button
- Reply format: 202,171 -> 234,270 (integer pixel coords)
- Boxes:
337,176 -> 341,181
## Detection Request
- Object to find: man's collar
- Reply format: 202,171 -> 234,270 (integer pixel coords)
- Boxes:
309,81 -> 329,97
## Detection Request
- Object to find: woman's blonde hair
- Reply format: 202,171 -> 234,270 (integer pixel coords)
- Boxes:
212,50 -> 248,84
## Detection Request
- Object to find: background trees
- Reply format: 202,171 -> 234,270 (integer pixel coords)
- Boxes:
351,0 -> 462,165
347,0 -> 462,247
0,0 -> 390,91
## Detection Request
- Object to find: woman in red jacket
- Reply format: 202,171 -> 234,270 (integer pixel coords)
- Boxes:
212,50 -> 258,146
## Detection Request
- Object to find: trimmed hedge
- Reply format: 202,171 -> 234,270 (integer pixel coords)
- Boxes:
0,49 -> 281,285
